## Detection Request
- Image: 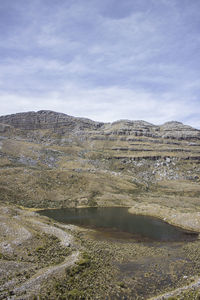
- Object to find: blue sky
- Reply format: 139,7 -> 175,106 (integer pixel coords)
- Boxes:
0,0 -> 200,128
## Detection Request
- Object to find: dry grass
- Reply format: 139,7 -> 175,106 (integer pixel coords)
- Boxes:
0,128 -> 199,212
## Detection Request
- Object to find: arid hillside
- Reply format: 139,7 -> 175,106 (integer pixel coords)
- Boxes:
0,110 -> 199,211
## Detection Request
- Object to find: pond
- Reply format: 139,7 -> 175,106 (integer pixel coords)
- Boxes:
38,207 -> 198,242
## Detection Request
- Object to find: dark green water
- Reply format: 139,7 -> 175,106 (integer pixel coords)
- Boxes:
38,207 -> 198,242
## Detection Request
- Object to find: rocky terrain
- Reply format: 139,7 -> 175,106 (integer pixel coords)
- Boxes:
0,110 -> 200,299
0,110 -> 199,209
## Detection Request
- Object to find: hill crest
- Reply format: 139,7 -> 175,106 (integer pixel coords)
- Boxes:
0,110 -> 199,140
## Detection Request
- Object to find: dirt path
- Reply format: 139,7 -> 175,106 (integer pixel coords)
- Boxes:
9,210 -> 80,297
151,276 -> 200,299
14,250 -> 79,296
28,218 -> 72,247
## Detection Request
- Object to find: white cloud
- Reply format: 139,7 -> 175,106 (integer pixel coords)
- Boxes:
0,84 -> 199,128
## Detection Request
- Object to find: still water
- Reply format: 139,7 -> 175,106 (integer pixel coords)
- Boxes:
38,207 -> 198,242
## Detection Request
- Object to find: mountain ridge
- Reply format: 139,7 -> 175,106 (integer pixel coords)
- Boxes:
0,109 -> 198,128
0,110 -> 199,140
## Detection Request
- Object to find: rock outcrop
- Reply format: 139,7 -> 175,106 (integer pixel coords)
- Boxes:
159,121 -> 200,140
0,123 -> 12,133
102,120 -> 200,140
0,111 -> 199,140
0,110 -> 103,131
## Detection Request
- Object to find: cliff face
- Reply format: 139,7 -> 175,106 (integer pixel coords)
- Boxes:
159,121 -> 200,140
101,120 -> 200,140
0,110 -> 200,209
0,110 -> 103,131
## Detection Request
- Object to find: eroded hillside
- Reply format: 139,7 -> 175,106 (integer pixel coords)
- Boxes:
0,110 -> 200,211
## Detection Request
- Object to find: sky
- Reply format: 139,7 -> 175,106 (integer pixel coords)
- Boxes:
0,0 -> 200,128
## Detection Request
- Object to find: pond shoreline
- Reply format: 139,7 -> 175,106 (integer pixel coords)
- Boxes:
128,203 -> 200,234
22,202 -> 200,234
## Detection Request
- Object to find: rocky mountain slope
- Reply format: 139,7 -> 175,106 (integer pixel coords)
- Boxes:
0,110 -> 200,209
